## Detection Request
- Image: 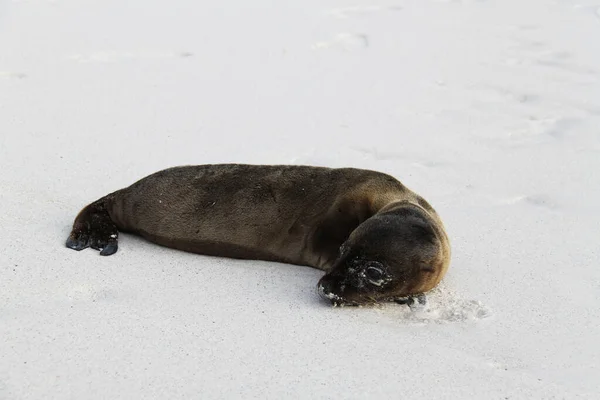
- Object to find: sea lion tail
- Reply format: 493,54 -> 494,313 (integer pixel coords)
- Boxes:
65,194 -> 119,256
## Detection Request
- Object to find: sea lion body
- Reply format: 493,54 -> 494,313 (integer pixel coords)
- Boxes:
66,164 -> 450,306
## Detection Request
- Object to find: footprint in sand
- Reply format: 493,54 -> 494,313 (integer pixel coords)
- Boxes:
68,51 -> 191,63
324,5 -> 402,19
497,194 -> 558,211
350,145 -> 451,168
506,116 -> 580,146
431,0 -> 488,3
66,284 -> 117,303
0,71 -> 27,79
535,51 -> 597,75
574,4 -> 600,21
316,5 -> 401,50
475,85 -> 541,106
312,33 -> 369,50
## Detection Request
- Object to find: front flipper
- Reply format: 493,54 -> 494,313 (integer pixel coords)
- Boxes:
66,198 -> 119,256
394,294 -> 427,310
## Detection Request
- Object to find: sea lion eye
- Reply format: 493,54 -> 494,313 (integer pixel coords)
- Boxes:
365,262 -> 384,282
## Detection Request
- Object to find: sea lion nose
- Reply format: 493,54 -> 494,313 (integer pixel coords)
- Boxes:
317,275 -> 343,302
317,279 -> 335,299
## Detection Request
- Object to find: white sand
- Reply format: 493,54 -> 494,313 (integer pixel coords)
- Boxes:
1,0 -> 599,398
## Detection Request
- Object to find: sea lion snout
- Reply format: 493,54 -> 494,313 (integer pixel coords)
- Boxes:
317,269 -> 345,300
317,270 -> 360,305
317,260 -> 390,306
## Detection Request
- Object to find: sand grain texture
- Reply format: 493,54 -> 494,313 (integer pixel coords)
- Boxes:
1,0 -> 599,398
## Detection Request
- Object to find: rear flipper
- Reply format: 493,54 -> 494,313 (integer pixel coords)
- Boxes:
66,197 -> 118,256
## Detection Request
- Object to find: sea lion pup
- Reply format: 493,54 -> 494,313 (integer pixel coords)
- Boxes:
66,164 -> 450,306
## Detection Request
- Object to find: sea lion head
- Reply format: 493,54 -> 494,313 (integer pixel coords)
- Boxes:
317,204 -> 449,306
